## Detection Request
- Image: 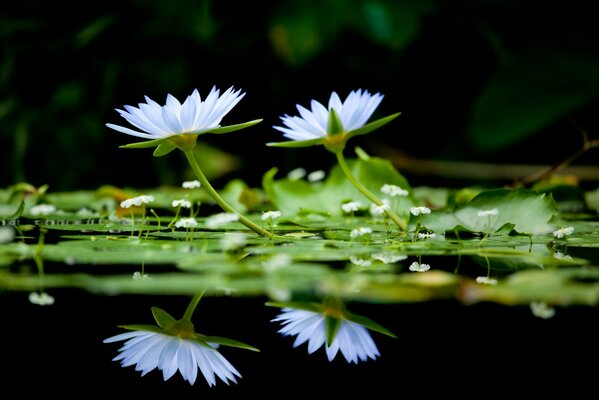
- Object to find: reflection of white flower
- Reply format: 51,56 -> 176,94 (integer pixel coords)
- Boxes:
552,226 -> 574,239
350,227 -> 372,238
172,199 -> 192,208
475,276 -> 498,285
273,308 -> 380,363
30,204 -> 56,216
182,180 -> 201,189
381,184 -> 408,198
307,170 -> 326,182
104,331 -> 241,386
175,217 -> 198,229
342,201 -> 363,213
370,199 -> 390,215
409,262 -> 430,272
477,208 -> 499,217
262,211 -> 282,221
350,256 -> 372,267
106,87 -> 245,139
371,252 -> 407,264
410,206 -> 431,216
29,292 -> 55,306
287,168 -> 307,181
121,195 -> 154,209
530,302 -> 555,319
206,213 -> 239,229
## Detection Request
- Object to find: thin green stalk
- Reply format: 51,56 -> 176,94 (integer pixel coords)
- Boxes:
183,149 -> 272,238
182,290 -> 206,321
335,150 -> 407,230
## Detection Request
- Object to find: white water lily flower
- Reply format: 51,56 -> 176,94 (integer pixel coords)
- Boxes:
530,302 -> 556,319
172,199 -> 192,208
409,262 -> 430,272
552,226 -> 574,239
182,180 -> 201,189
342,201 -> 363,213
307,170 -> 326,182
262,210 -> 282,221
371,252 -> 407,264
370,199 -> 390,215
410,206 -> 431,216
273,308 -> 380,363
287,167 -> 307,181
350,226 -> 373,238
381,184 -> 408,198
29,292 -> 55,306
30,204 -> 56,216
350,256 -> 372,267
121,195 -> 155,209
205,212 -> 239,229
477,208 -> 499,217
175,217 -> 198,229
104,331 -> 241,386
106,87 -> 245,140
475,276 -> 498,285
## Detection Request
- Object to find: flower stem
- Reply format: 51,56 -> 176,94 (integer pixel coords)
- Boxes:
183,149 -> 272,238
183,290 -> 206,321
334,150 -> 407,230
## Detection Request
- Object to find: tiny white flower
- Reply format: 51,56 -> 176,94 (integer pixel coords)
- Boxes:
273,308 -> 381,363
475,276 -> 498,285
553,252 -> 573,261
263,254 -> 293,271
410,206 -> 431,216
370,199 -> 390,215
417,232 -> 437,239
307,170 -> 326,182
381,184 -> 408,198
341,201 -> 363,213
477,208 -> 499,217
350,256 -> 372,267
29,292 -> 55,306
172,199 -> 192,208
132,272 -> 152,280
220,232 -> 247,251
175,217 -> 198,229
350,227 -> 373,238
552,226 -> 574,239
409,262 -> 430,272
120,195 -> 154,209
30,204 -> 56,216
530,301 -> 556,319
287,167 -> 307,181
371,252 -> 407,264
262,210 -> 282,221
0,226 -> 15,244
182,180 -> 202,189
206,213 -> 239,229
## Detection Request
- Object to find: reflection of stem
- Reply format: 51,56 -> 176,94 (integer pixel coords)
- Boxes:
34,228 -> 46,292
183,290 -> 206,321
335,150 -> 406,230
183,149 -> 272,238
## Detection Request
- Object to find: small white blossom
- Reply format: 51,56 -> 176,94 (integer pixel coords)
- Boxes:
287,168 -> 307,181
371,252 -> 407,264
172,199 -> 192,208
530,302 -> 556,319
263,254 -> 293,271
30,204 -> 56,216
477,208 -> 499,217
409,262 -> 430,272
381,184 -> 408,198
410,206 -> 431,216
220,232 -> 247,251
475,276 -> 498,285
29,292 -> 55,306
175,217 -> 198,229
307,170 -> 326,182
120,195 -> 154,209
341,201 -> 363,213
0,226 -> 15,244
350,256 -> 372,267
132,272 -> 152,280
370,199 -> 390,215
206,213 -> 239,229
417,232 -> 437,239
552,226 -> 574,239
350,227 -> 373,238
553,252 -> 573,261
262,210 -> 282,221
182,180 -> 201,189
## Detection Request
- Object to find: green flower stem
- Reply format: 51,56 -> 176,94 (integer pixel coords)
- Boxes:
182,290 -> 205,321
334,150 -> 407,230
183,149 -> 272,238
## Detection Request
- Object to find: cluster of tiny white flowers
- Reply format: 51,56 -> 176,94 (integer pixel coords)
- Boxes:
172,199 -> 192,208
350,256 -> 372,267
350,227 -> 373,238
287,168 -> 307,181
120,195 -> 155,209
477,208 -> 499,217
530,301 -> 556,319
409,262 -> 430,272
175,217 -> 198,229
29,292 -> 55,306
307,170 -> 326,182
132,272 -> 152,281
552,226 -> 574,239
370,199 -> 390,215
380,184 -> 408,198
341,201 -> 363,213
475,276 -> 498,285
410,206 -> 431,216
182,180 -> 201,189
261,210 -> 282,221
417,232 -> 437,239
206,213 -> 240,229
30,204 -> 57,216
371,252 -> 407,264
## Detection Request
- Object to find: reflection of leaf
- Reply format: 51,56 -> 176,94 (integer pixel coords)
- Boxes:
422,189 -> 556,235
263,155 -> 414,217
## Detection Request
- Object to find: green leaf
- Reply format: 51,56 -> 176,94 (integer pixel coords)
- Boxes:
327,108 -> 343,135
196,334 -> 260,352
266,138 -> 325,148
345,312 -> 397,338
153,141 -> 177,157
347,112 -> 401,139
119,137 -> 169,149
118,324 -> 163,333
206,119 -> 263,134
325,315 -> 342,346
151,306 -> 177,328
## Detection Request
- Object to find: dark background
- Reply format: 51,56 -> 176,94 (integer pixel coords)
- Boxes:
1,0 -> 598,191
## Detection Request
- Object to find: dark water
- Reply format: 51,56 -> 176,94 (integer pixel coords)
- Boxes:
5,290 -> 599,397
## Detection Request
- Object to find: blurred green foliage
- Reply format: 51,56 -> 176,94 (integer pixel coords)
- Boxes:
1,0 -> 597,190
